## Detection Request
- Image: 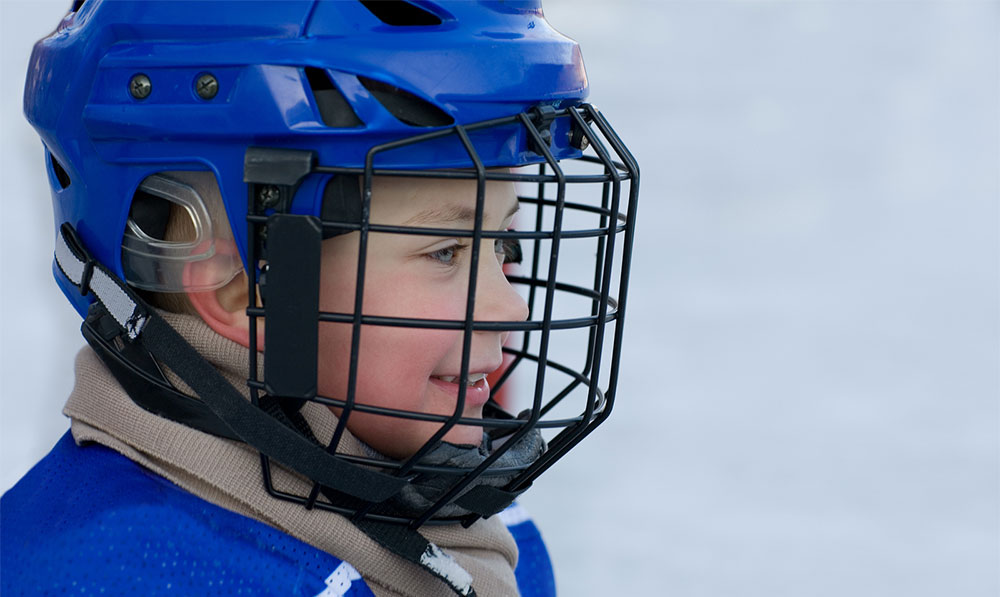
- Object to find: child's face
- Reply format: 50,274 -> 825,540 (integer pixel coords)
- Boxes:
317,176 -> 528,459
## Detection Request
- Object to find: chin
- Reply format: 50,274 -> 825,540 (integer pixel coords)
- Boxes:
440,425 -> 485,448
364,418 -> 486,460
326,398 -> 485,459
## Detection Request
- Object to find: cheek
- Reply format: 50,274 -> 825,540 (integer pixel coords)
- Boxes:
314,253 -> 472,452
316,323 -> 459,401
318,265 -> 466,385
318,324 -> 480,458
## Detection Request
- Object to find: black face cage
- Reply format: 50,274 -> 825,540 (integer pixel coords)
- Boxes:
243,104 -> 639,528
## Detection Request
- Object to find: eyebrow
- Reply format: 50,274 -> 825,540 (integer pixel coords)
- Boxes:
401,200 -> 520,228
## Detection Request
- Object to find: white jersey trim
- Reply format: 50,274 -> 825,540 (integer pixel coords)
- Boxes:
497,502 -> 530,527
315,561 -> 363,597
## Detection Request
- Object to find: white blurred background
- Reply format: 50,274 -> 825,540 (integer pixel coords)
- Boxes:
2,1 -> 997,595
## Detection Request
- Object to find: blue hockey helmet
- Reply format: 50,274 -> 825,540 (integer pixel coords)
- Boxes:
27,0 -> 591,311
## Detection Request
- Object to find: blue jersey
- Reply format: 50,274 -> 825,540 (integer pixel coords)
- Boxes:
2,432 -> 555,596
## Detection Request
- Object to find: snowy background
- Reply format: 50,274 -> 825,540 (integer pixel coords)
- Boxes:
2,1 -> 997,595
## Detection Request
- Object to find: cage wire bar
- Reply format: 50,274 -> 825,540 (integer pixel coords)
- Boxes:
244,104 -> 639,526
405,110 -> 569,527
515,106 -> 640,487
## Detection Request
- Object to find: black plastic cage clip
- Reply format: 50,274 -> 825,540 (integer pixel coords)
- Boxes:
244,146 -> 316,216
527,104 -> 557,154
243,147 -> 324,401
261,213 -> 321,400
568,109 -> 593,151
244,147 -> 317,262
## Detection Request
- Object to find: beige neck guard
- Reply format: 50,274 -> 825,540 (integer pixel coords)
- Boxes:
63,311 -> 520,597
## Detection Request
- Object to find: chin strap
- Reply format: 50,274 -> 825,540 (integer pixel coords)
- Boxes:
55,223 -> 499,596
263,400 -> 478,596
354,519 -> 476,596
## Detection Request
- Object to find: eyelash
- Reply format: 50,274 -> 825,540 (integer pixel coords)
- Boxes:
496,238 -> 522,265
426,244 -> 465,265
424,237 -> 522,267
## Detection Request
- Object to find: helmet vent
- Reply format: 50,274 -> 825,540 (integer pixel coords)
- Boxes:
304,68 -> 363,128
49,152 -> 71,189
358,76 -> 453,127
359,0 -> 442,26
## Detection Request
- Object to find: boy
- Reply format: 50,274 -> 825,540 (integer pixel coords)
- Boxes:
1,2 -> 639,596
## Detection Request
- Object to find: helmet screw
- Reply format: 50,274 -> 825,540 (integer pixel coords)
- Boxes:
195,73 -> 219,100
258,185 -> 281,208
129,74 -> 152,100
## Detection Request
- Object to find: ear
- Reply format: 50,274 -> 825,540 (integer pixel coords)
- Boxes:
186,271 -> 264,352
184,238 -> 263,352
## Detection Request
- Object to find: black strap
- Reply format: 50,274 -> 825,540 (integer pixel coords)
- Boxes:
139,312 -> 405,502
258,393 -> 479,597
55,223 -> 406,503
453,485 -> 522,519
352,519 -> 476,596
82,305 -> 242,441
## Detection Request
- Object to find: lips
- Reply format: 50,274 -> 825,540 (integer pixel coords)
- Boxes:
429,372 -> 491,407
431,372 -> 488,386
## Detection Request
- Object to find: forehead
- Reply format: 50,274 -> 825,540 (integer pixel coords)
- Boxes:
368,175 -> 516,226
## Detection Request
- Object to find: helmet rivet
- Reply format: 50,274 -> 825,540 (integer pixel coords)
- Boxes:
129,74 -> 151,100
195,73 -> 219,100
258,185 -> 281,208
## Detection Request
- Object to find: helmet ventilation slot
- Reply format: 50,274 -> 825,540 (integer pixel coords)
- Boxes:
48,151 -> 72,189
358,76 -> 453,127
304,68 -> 363,128
359,0 -> 442,27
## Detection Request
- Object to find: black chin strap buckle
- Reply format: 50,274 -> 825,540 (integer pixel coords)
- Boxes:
78,257 -> 96,298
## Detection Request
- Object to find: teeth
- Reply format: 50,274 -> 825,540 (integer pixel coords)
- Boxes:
435,373 -> 487,386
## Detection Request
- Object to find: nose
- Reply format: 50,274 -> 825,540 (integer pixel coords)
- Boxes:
474,253 -> 529,326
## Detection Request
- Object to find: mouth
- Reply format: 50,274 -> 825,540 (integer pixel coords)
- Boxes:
428,372 -> 492,407
430,372 -> 488,387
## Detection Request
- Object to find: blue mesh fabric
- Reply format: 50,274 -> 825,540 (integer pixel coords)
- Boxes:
1,432 -> 373,596
507,514 -> 557,597
2,432 -> 556,595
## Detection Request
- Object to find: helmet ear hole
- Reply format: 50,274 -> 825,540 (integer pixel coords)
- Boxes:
128,187 -> 173,242
121,172 -> 242,293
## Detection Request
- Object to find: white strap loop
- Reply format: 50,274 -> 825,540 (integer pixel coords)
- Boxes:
55,226 -> 148,340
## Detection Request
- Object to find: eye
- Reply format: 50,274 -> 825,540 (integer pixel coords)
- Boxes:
426,243 -> 463,265
494,237 -> 522,265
